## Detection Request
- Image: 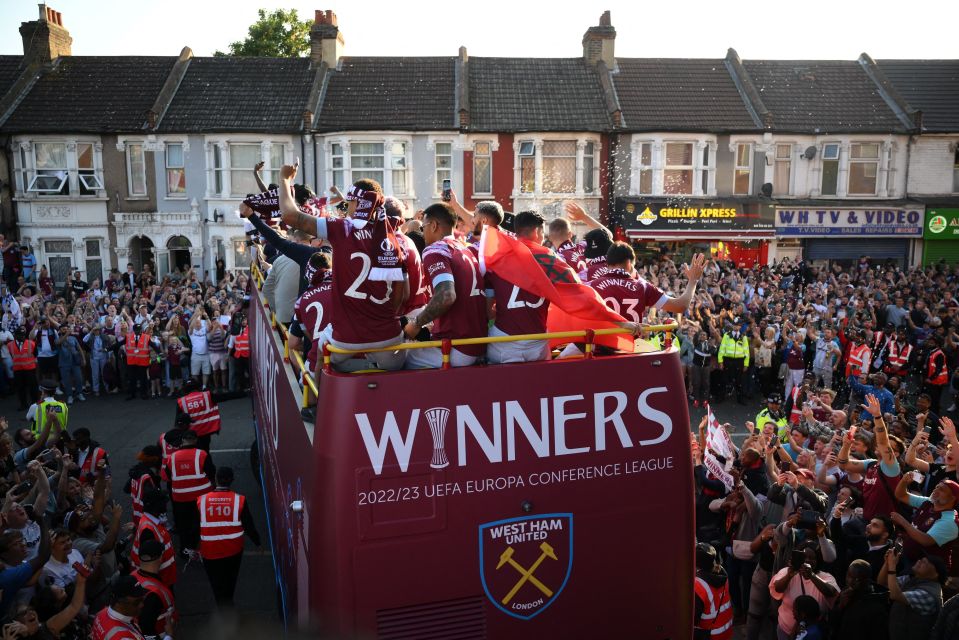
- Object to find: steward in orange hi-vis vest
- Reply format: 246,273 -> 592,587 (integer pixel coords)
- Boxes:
693,543 -> 732,640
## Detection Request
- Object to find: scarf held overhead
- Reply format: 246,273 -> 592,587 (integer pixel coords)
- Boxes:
346,186 -> 405,282
478,227 -> 633,351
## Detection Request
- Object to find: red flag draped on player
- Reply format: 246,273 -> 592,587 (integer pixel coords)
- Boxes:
478,226 -> 634,351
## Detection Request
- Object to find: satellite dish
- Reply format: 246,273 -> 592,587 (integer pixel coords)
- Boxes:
760,183 -> 773,197
803,146 -> 817,160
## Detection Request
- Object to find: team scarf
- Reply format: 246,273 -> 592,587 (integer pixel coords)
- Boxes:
346,186 -> 405,282
243,188 -> 281,220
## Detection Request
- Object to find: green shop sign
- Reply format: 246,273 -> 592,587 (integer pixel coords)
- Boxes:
924,209 -> 959,239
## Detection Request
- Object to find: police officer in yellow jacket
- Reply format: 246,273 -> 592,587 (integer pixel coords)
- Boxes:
718,322 -> 749,404
31,379 -> 68,436
755,394 -> 788,441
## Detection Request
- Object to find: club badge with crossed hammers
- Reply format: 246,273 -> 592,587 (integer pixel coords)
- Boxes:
495,542 -> 558,605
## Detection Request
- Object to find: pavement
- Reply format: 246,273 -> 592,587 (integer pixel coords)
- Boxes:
0,390 -> 282,638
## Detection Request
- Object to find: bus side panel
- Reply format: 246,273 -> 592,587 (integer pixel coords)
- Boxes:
249,292 -> 316,626
313,352 -> 694,639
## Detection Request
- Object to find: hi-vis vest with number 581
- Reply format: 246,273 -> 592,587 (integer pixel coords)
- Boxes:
198,490 -> 246,560
177,390 -> 221,437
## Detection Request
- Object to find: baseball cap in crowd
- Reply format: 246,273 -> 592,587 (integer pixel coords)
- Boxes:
924,553 -> 949,585
39,379 -> 57,393
583,228 -> 612,259
113,575 -> 147,601
940,480 -> 959,504
796,469 -> 816,482
695,542 -> 718,571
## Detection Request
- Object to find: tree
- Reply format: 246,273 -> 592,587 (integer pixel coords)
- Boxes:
215,9 -> 311,58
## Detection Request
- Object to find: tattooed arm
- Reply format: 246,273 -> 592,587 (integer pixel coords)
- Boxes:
403,281 -> 455,339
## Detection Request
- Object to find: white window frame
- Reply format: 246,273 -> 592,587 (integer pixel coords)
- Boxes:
472,140 -> 493,196
540,139 -> 578,194
772,143 -> 793,196
15,139 -> 105,198
321,134 -> 415,199
126,142 -> 147,197
202,138 -> 294,199
510,133 -> 602,198
733,142 -> 753,196
847,141 -> 880,196
630,134 -> 716,197
636,142 -> 653,195
820,142 -> 841,197
433,141 -> 453,196
663,141 -> 695,196
165,142 -> 187,198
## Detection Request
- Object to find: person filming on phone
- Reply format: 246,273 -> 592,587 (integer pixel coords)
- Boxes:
769,543 -> 839,640
890,458 -> 959,567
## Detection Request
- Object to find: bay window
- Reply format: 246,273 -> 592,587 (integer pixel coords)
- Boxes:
733,143 -> 752,195
126,143 -> 147,196
165,143 -> 186,196
848,143 -> 879,195
331,143 -> 344,187
514,137 -> 600,196
390,142 -> 408,195
664,142 -> 693,195
473,142 -> 492,194
518,141 -> 535,193
325,139 -> 412,196
269,145 -> 284,187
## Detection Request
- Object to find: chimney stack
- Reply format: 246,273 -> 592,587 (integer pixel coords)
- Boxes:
582,10 -> 615,68
310,9 -> 344,68
20,3 -> 72,65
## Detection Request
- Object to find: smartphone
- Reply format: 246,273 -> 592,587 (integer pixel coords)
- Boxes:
923,422 -> 933,434
442,179 -> 452,202
790,549 -> 805,570
38,449 -> 56,464
13,481 -> 33,494
893,537 -> 903,555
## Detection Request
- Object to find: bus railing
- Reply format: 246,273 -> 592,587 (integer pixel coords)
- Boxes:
251,261 -> 676,379
251,263 -> 319,409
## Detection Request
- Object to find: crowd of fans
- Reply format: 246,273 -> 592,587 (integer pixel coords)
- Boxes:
0,238 -> 259,638
688,256 -> 959,638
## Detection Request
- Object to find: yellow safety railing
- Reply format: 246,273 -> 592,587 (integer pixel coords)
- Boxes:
251,262 -> 319,409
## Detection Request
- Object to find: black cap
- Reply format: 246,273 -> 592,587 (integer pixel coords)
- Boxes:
113,575 -> 148,600
139,539 -> 165,562
767,394 -> 783,404
696,542 -> 718,571
583,228 -> 612,259
39,379 -> 57,392
925,553 -> 949,584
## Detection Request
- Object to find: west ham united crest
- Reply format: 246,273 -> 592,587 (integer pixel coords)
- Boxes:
478,513 -> 573,620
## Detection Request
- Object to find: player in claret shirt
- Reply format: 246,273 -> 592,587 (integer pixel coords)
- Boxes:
591,242 -> 705,323
548,217 -> 586,274
279,162 -> 409,372
402,204 -> 487,369
485,211 -> 551,364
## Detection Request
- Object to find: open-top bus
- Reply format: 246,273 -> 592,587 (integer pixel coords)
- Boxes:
249,272 -> 694,639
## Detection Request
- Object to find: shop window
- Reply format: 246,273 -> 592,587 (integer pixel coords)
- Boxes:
473,142 -> 492,194
165,143 -> 186,196
773,144 -> 792,196
542,140 -> 576,193
434,142 -> 452,195
733,143 -> 752,195
821,143 -> 840,196
638,143 -> 653,195
518,141 -> 535,193
848,143 -> 879,195
126,143 -> 147,196
663,142 -> 693,195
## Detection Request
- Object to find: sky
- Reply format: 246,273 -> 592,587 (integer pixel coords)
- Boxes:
1,0 -> 957,60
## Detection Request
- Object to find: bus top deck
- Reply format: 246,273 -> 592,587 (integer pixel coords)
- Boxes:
248,264 -> 695,639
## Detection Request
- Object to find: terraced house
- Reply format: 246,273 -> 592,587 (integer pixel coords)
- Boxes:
0,6 -> 956,282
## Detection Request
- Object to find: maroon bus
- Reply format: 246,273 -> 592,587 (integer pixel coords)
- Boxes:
249,285 -> 694,638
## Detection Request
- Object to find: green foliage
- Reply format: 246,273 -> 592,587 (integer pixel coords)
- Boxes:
214,8 -> 311,58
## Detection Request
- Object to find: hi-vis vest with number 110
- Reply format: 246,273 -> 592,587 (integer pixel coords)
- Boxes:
198,490 -> 246,560
177,390 -> 221,437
